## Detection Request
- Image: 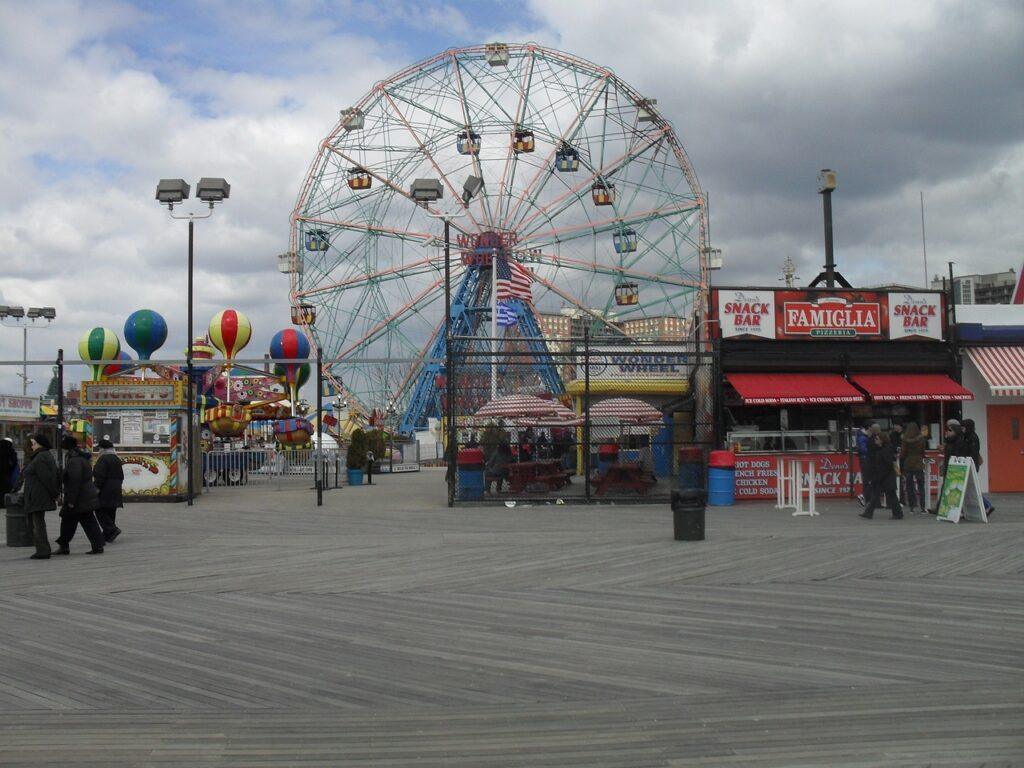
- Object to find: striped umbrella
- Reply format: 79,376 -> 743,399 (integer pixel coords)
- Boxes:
208,309 -> 252,361
78,327 -> 121,381
474,394 -> 578,422
589,397 -> 664,424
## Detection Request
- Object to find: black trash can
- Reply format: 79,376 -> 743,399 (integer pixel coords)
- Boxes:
4,493 -> 32,548
671,488 -> 706,541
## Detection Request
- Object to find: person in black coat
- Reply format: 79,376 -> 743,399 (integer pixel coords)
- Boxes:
0,437 -> 19,506
21,433 -> 60,559
859,432 -> 903,520
55,435 -> 105,555
92,439 -> 124,542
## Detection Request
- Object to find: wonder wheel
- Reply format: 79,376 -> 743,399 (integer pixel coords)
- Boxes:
287,43 -> 707,432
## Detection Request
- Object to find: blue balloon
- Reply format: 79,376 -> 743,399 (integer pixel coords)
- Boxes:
124,309 -> 168,361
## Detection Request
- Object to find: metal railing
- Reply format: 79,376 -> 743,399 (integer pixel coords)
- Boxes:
202,448 -> 345,490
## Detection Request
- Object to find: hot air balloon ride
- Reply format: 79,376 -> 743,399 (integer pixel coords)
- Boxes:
269,328 -> 311,413
78,327 -> 121,381
273,417 -> 314,446
274,361 -> 310,414
123,309 -> 168,361
206,403 -> 251,438
101,350 -> 134,379
208,310 -> 252,402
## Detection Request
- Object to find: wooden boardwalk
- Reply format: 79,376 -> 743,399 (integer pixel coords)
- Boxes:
1,469 -> 1022,766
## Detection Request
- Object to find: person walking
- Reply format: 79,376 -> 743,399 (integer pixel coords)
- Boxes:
21,433 -> 60,559
859,431 -> 903,520
855,423 -> 874,506
92,438 -> 124,543
54,435 -> 105,555
0,436 -> 20,506
900,422 -> 927,514
961,418 -> 996,516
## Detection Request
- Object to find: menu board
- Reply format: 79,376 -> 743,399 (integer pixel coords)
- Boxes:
92,411 -> 172,447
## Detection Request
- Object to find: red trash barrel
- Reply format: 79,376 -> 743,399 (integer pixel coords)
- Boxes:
707,450 -> 735,505
457,448 -> 485,501
678,445 -> 704,489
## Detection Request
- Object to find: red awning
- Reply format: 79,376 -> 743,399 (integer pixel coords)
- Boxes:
850,373 -> 974,402
966,346 -> 1024,397
725,373 -> 865,405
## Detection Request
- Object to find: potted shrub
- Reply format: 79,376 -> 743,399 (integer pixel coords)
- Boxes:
346,429 -> 367,485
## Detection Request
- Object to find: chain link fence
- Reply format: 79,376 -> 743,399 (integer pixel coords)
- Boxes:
446,334 -> 715,504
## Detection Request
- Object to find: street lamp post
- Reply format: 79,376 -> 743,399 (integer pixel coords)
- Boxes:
0,306 -> 57,395
156,177 -> 230,506
410,175 -> 483,507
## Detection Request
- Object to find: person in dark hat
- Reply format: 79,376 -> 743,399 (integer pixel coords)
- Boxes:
21,433 -> 60,559
92,438 -> 124,542
54,435 -> 105,555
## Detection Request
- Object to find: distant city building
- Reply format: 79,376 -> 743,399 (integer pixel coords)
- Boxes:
537,309 -> 691,345
930,269 -> 1017,305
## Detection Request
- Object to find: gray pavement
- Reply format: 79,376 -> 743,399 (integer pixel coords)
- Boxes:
1,468 -> 1022,766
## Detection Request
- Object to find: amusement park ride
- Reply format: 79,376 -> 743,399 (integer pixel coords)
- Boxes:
284,43 -> 710,436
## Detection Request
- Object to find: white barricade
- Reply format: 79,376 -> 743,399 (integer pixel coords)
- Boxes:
776,457 -> 819,517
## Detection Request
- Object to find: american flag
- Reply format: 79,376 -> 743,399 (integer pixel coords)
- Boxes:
496,301 -> 518,327
495,256 -> 533,302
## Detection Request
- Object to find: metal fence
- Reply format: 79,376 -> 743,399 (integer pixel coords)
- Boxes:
447,333 -> 715,504
202,448 -> 345,490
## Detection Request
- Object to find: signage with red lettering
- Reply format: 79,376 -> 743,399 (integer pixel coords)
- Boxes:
780,294 -> 882,338
716,289 -> 775,339
710,288 -> 946,342
888,292 -> 942,340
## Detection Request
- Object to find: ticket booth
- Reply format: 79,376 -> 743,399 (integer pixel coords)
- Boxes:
80,379 -> 198,501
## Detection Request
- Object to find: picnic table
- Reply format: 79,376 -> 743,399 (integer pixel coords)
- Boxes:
505,460 -> 573,494
590,461 -> 657,497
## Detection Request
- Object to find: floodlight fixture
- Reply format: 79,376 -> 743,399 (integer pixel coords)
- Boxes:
196,177 -> 231,204
410,178 -> 443,204
4,306 -> 25,318
818,168 -> 837,193
156,178 -> 190,206
462,175 -> 484,204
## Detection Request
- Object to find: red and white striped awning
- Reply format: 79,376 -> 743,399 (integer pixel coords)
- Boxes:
589,397 -> 664,424
474,394 -> 577,421
966,346 -> 1024,397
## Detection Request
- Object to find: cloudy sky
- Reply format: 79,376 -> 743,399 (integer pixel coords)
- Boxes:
0,0 -> 1021,396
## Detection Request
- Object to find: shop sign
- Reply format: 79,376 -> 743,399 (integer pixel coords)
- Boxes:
733,453 -> 861,499
0,394 -> 40,421
82,380 -> 185,408
583,346 -> 691,381
781,294 -> 882,338
717,289 -> 775,339
888,292 -> 943,340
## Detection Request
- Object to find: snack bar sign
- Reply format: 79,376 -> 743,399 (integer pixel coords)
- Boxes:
718,290 -> 775,339
713,289 -> 945,341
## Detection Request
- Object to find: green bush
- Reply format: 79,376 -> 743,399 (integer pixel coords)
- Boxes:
347,428 -> 368,469
366,428 -> 388,461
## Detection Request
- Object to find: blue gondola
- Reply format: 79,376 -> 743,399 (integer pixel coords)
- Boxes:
613,229 -> 638,253
305,229 -> 330,252
555,144 -> 579,172
457,130 -> 481,155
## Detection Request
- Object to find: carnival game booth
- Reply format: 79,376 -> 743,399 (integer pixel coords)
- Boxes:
80,378 -> 194,501
711,287 -> 973,501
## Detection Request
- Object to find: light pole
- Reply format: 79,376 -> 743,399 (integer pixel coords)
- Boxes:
156,177 -> 230,506
410,175 -> 483,507
0,305 -> 57,395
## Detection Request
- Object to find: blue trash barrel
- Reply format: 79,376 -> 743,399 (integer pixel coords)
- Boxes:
678,446 -> 704,489
457,448 -> 485,501
707,450 -> 735,506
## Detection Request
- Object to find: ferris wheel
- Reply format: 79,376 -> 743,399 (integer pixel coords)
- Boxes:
287,43 -> 707,432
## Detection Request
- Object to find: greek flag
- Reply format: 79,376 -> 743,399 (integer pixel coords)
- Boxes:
496,301 -> 518,327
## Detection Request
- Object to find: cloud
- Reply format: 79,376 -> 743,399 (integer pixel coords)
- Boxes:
0,0 -> 1021,398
